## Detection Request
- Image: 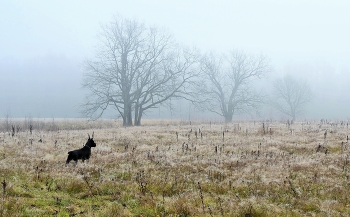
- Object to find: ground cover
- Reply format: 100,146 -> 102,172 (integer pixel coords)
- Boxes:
0,119 -> 349,216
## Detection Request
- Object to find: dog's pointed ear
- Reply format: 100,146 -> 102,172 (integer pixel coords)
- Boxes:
92,132 -> 94,139
88,133 -> 90,139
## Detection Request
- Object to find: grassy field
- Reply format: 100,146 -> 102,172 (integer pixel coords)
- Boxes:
0,118 -> 349,216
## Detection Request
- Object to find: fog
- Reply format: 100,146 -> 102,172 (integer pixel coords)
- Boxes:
1,0 -> 350,120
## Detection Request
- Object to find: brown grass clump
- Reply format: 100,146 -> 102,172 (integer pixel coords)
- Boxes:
0,118 -> 350,216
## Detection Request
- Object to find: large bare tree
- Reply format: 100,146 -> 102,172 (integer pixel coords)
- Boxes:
272,74 -> 313,121
194,50 -> 271,122
82,16 -> 198,126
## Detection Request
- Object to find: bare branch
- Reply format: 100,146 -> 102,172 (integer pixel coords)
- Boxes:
81,16 -> 199,126
192,50 -> 271,122
272,74 -> 313,121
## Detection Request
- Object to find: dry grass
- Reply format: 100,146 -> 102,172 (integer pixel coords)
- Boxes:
0,119 -> 349,216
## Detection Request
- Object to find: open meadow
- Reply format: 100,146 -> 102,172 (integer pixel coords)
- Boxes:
0,118 -> 349,216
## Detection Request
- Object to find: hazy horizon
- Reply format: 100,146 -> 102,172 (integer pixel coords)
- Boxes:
1,0 -> 350,120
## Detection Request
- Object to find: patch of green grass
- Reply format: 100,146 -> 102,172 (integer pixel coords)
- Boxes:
238,204 -> 270,217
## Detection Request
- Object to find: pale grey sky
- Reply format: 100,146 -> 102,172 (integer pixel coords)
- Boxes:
1,0 -> 350,119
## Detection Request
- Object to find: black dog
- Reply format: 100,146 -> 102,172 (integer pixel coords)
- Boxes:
66,133 -> 96,165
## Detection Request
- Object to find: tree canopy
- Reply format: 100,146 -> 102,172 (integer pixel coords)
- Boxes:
82,16 -> 199,126
193,50 -> 271,122
272,74 -> 313,121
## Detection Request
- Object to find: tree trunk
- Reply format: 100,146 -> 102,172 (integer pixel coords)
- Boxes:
127,104 -> 133,126
134,117 -> 141,126
122,116 -> 127,126
224,114 -> 233,123
291,108 -> 296,122
223,108 -> 234,123
123,102 -> 133,126
134,105 -> 143,126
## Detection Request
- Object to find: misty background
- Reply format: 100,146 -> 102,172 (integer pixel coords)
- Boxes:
1,0 -> 350,120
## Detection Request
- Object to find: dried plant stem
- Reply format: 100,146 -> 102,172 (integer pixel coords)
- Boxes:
218,197 -> 224,217
198,182 -> 205,213
1,179 -> 6,217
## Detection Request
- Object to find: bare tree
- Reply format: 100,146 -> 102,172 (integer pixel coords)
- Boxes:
82,16 -> 198,126
194,50 -> 271,122
4,110 -> 11,132
272,74 -> 313,121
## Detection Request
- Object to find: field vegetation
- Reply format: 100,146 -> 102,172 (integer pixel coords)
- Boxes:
0,118 -> 349,216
